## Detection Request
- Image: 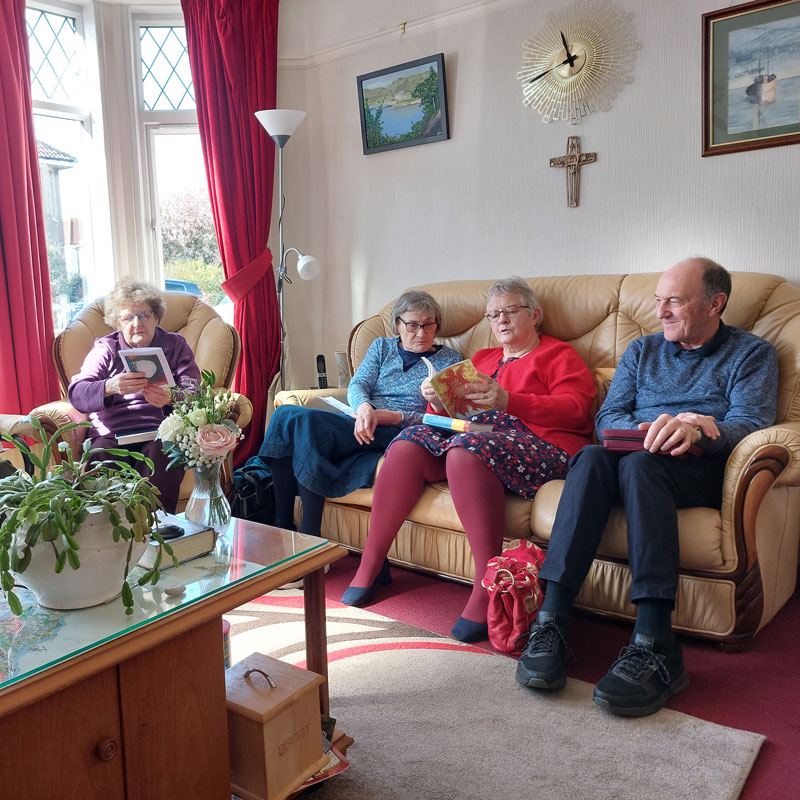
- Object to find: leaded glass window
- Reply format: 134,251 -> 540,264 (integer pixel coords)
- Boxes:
27,7 -> 81,104
140,26 -> 195,111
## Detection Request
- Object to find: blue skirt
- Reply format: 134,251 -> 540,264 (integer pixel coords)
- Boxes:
257,405 -> 402,497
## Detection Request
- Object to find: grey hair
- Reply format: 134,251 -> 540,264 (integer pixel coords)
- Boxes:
391,290 -> 444,332
487,276 -> 543,325
700,258 -> 731,313
104,277 -> 167,326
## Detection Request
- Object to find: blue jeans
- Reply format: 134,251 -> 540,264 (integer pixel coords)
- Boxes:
538,445 -> 727,603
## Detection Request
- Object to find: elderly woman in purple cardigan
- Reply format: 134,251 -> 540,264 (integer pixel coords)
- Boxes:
67,278 -> 200,512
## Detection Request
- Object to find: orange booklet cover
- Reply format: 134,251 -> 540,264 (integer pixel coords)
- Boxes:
429,359 -> 487,420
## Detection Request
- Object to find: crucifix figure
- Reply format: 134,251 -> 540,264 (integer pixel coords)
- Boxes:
550,136 -> 596,208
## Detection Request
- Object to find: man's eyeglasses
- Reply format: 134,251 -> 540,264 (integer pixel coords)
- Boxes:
485,304 -> 529,321
119,311 -> 154,323
398,318 -> 438,333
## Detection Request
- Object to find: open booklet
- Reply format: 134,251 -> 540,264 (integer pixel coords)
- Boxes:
420,357 -> 494,428
118,346 -> 175,387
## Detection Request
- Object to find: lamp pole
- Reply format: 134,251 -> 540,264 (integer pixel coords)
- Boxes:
254,109 -> 321,392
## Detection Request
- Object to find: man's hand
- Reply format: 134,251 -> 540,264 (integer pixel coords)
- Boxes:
105,372 -> 148,397
639,413 -> 701,456
142,384 -> 172,408
675,412 -> 719,440
353,402 -> 378,445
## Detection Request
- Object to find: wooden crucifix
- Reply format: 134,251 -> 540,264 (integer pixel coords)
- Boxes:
550,136 -> 596,208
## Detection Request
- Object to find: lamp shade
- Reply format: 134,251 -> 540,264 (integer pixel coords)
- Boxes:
254,109 -> 307,139
297,254 -> 321,281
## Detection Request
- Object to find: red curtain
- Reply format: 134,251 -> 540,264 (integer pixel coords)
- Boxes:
0,0 -> 60,414
181,0 -> 282,466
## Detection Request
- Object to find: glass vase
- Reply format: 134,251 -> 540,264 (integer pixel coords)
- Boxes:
184,461 -> 231,533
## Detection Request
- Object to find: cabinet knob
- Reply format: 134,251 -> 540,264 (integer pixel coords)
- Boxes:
96,738 -> 119,762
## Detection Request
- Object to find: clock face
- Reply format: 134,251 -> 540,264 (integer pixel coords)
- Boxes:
516,0 -> 638,124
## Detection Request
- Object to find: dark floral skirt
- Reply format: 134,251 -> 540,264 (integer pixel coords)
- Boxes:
390,410 -> 570,501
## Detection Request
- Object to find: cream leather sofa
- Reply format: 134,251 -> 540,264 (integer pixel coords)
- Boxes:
277,273 -> 800,648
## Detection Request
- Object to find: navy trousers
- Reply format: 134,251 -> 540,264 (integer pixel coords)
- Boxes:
538,445 -> 728,603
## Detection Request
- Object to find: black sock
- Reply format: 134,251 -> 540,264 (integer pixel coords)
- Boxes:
539,580 -> 576,620
633,599 -> 676,651
297,482 -> 326,535
267,456 -> 297,529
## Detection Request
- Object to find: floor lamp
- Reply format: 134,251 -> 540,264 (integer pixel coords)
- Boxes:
254,109 -> 321,391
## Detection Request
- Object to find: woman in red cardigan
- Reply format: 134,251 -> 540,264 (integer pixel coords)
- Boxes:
341,277 -> 595,642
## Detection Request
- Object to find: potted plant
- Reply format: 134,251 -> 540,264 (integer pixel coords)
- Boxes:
0,417 -> 177,616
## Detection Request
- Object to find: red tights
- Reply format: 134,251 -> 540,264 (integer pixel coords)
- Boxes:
351,440 -> 507,623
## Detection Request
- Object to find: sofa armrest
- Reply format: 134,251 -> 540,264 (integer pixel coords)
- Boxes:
28,401 -> 89,460
227,392 -> 253,429
718,422 -> 800,581
275,388 -> 349,407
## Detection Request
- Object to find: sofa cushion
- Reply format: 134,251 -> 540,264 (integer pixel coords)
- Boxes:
530,479 -> 730,572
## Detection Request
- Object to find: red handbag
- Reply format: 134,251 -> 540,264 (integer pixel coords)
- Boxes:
481,539 -> 546,655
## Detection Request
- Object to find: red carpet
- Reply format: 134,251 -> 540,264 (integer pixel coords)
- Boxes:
323,553 -> 799,800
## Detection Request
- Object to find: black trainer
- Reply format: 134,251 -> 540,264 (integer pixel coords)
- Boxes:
593,633 -> 689,717
514,611 -> 570,690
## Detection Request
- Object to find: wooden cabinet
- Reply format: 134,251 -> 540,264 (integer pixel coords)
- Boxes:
0,620 -> 228,800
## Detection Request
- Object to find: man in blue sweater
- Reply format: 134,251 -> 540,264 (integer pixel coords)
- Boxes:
515,258 -> 779,717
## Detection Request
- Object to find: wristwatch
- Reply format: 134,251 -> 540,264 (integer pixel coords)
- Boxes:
694,426 -> 703,444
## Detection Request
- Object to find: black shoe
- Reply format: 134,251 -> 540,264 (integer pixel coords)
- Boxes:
593,633 -> 689,717
514,611 -> 570,690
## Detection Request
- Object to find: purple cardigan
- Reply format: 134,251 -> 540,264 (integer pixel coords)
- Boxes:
68,328 -> 201,438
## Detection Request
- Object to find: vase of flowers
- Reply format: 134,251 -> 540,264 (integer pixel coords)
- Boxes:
158,370 -> 243,533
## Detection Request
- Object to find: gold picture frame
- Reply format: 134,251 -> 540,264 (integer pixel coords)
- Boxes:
703,0 -> 800,156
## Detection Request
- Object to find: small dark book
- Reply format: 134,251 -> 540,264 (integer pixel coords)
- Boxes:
138,512 -> 215,570
602,428 -> 701,458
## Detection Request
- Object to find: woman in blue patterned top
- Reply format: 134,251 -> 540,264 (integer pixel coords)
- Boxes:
258,290 -> 461,535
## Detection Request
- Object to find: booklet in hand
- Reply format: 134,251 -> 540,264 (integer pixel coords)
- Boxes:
427,359 -> 488,420
118,347 -> 175,387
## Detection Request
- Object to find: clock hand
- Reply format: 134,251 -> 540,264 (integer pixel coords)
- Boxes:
560,31 -> 578,67
527,56 -> 573,84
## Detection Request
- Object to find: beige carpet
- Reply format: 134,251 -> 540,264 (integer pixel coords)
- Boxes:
227,599 -> 765,800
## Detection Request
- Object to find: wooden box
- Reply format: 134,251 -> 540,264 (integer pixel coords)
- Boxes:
226,653 -> 327,800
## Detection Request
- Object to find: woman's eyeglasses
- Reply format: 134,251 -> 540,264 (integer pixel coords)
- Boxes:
119,311 -> 154,323
485,305 -> 529,321
398,318 -> 438,333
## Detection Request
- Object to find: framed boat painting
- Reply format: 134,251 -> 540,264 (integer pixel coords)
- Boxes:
703,0 -> 800,156
357,53 -> 450,155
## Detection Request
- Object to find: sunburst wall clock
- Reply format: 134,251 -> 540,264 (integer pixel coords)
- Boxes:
516,0 -> 638,124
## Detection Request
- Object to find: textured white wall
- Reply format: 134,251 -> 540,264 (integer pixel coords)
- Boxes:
274,0 -> 800,388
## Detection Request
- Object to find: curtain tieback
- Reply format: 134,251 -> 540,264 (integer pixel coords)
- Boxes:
221,247 -> 273,303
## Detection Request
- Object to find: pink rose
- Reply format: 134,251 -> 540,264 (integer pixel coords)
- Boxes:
195,424 -> 237,459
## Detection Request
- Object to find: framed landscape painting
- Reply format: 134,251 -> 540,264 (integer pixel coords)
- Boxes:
703,0 -> 800,156
357,53 -> 450,155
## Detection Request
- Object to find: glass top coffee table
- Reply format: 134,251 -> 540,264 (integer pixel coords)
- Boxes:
0,519 -> 347,800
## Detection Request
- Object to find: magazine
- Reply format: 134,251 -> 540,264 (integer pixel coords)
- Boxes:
426,358 -> 488,420
118,346 -> 175,387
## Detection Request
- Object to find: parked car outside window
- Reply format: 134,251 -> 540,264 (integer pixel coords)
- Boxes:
164,279 -> 203,295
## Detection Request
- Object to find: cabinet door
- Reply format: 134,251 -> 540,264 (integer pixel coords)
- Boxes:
0,666 -> 124,799
118,618 -> 229,799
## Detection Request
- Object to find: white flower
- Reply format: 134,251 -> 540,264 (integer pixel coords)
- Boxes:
188,408 -> 208,427
158,414 -> 186,443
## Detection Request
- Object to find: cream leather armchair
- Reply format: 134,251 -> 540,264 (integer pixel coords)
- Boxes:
29,292 -> 253,509
277,272 -> 800,649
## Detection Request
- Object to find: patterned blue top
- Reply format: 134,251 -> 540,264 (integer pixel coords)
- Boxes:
347,337 -> 462,427
595,324 -> 778,457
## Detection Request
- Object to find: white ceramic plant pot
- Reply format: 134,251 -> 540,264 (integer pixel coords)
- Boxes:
12,508 -> 148,611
